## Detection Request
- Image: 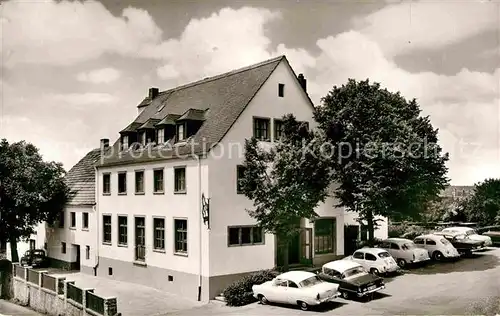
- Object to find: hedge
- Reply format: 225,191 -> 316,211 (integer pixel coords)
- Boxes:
222,269 -> 279,306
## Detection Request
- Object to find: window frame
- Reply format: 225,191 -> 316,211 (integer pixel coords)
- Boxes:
273,119 -> 283,141
58,211 -> 65,228
102,173 -> 111,195
117,172 -> 127,195
227,225 -> 265,247
61,242 -> 66,254
156,128 -> 165,144
85,245 -> 90,260
153,168 -> 164,194
134,170 -> 145,195
121,135 -> 129,150
174,166 -> 186,194
82,212 -> 89,230
176,123 -> 186,142
102,214 -> 112,245
70,212 -> 76,229
134,215 -> 146,262
314,217 -> 336,255
153,217 -> 166,252
278,83 -> 285,97
174,218 -> 188,256
117,215 -> 128,247
252,117 -> 271,141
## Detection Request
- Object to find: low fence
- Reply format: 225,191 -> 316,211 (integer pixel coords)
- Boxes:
12,263 -> 118,316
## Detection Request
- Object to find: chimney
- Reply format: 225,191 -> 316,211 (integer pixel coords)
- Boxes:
100,138 -> 109,150
149,87 -> 159,100
297,74 -> 307,93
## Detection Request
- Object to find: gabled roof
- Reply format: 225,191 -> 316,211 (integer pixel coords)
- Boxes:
99,55 -> 310,167
156,114 -> 181,126
65,148 -> 101,206
177,108 -> 206,121
137,119 -> 161,130
120,122 -> 142,133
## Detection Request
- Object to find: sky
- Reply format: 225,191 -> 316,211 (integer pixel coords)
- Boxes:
0,0 -> 499,185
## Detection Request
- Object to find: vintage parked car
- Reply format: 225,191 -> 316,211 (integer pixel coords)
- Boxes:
433,231 -> 485,256
413,234 -> 461,260
376,238 -> 430,268
441,226 -> 493,247
20,249 -> 49,268
317,259 -> 385,299
480,225 -> 500,246
345,248 -> 399,275
252,271 -> 340,311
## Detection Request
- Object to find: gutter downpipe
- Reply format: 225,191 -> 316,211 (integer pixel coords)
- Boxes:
196,153 -> 202,301
93,165 -> 99,276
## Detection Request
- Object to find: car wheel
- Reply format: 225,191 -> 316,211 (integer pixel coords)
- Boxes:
433,251 -> 443,261
257,294 -> 268,305
341,291 -> 349,299
298,301 -> 309,311
397,259 -> 406,268
370,268 -> 379,275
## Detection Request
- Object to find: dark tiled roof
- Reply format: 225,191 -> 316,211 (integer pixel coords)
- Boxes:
99,55 -> 288,167
120,122 -> 142,133
137,119 -> 161,130
156,114 -> 181,126
65,148 -> 101,206
178,108 -> 206,121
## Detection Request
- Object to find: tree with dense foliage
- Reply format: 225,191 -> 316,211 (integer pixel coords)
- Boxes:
0,139 -> 71,262
421,196 -> 467,223
240,114 -> 333,271
314,79 -> 449,241
462,178 -> 500,226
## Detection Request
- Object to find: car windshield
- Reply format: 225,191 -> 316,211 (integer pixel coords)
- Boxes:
343,266 -> 366,278
440,238 -> 451,245
299,276 -> 323,287
378,251 -> 391,258
465,229 -> 476,236
401,242 -> 416,250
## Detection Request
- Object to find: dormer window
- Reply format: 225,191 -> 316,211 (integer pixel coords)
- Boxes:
122,135 -> 129,150
176,123 -> 186,142
140,131 -> 146,146
157,128 -> 165,144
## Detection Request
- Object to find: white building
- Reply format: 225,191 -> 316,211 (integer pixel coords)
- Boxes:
38,56 -> 388,301
32,149 -> 101,273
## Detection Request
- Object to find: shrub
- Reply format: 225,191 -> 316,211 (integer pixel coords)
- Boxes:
356,238 -> 382,249
222,269 -> 278,306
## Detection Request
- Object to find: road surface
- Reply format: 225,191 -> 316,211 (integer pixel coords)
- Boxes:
0,300 -> 42,316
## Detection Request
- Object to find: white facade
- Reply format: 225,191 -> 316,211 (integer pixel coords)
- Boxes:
344,212 -> 389,241
94,59 -> 349,300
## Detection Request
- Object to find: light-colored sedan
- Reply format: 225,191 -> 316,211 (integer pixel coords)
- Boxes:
441,226 -> 492,247
377,238 -> 430,268
413,234 -> 460,260
252,271 -> 340,311
345,248 -> 399,275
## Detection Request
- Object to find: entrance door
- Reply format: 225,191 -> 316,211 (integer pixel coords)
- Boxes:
288,233 -> 300,264
344,225 -> 359,255
300,228 -> 313,265
74,245 -> 81,270
135,217 -> 146,261
29,239 -> 35,250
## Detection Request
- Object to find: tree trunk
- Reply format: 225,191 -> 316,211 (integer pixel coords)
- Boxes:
9,240 -> 18,263
366,211 -> 375,243
282,242 -> 289,272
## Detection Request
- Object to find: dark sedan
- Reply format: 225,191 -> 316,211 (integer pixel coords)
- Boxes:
433,232 -> 485,256
317,259 -> 385,300
20,249 -> 49,268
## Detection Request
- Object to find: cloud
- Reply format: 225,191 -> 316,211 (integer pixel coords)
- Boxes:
77,68 -> 121,84
48,93 -> 118,106
355,0 -> 500,57
1,0 -> 164,67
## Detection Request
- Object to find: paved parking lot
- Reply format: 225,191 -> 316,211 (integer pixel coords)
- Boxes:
168,247 -> 500,316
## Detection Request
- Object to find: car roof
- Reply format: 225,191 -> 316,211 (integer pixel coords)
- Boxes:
415,234 -> 440,240
322,260 -> 361,272
385,238 -> 411,243
355,247 -> 387,255
276,271 -> 317,284
443,227 -> 473,232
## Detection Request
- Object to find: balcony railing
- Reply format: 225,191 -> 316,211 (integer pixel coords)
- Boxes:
135,245 -> 145,261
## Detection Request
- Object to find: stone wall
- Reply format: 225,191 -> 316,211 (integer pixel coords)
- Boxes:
11,264 -> 119,316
